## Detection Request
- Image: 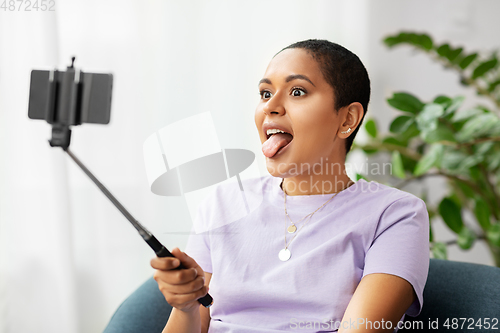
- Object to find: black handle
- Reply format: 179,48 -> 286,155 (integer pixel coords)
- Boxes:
147,236 -> 213,308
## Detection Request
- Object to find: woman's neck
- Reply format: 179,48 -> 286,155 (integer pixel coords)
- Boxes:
281,165 -> 353,196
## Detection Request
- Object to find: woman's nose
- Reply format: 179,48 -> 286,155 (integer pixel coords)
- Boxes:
263,95 -> 285,116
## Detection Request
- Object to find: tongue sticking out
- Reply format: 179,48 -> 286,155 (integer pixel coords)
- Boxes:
262,133 -> 293,158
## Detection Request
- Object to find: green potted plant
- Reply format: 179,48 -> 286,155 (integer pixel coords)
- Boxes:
354,32 -> 500,267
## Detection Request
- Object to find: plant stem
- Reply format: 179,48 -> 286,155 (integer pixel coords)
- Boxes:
477,163 -> 500,221
463,144 -> 500,221
355,142 -> 422,161
443,233 -> 487,246
436,171 -> 482,194
396,167 -> 499,219
462,76 -> 500,111
438,136 -> 500,147
395,172 -> 441,189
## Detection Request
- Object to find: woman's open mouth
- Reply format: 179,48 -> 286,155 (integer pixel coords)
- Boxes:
262,129 -> 293,158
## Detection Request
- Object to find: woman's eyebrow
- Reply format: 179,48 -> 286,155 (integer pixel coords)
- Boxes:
286,74 -> 316,87
258,78 -> 272,86
258,74 -> 316,87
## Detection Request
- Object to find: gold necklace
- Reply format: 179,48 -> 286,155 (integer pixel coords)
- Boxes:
278,179 -> 354,262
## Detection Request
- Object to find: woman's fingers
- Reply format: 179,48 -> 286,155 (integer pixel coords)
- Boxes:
150,256 -> 181,271
172,247 -> 198,268
154,272 -> 206,294
159,284 -> 210,308
171,248 -> 204,276
150,247 -> 208,311
152,263 -> 198,284
150,248 -> 200,271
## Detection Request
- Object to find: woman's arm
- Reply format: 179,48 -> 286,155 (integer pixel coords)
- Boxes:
338,273 -> 416,333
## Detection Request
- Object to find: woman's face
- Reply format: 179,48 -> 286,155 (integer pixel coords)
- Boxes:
255,48 -> 347,178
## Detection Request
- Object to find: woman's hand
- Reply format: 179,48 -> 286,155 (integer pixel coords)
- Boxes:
151,247 -> 209,314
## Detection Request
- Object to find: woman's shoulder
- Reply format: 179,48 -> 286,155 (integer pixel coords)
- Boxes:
348,179 -> 429,242
349,178 -> 426,211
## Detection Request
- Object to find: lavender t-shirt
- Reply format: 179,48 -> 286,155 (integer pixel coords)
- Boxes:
185,175 -> 430,332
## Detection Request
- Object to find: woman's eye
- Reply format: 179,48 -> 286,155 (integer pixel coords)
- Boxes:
291,88 -> 306,97
260,90 -> 272,99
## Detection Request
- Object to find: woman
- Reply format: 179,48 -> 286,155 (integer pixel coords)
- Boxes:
151,39 -> 430,333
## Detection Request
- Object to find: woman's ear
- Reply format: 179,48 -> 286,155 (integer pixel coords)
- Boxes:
339,102 -> 364,137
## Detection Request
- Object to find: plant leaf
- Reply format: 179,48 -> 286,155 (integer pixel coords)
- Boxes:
451,108 -> 484,123
362,148 -> 378,155
382,137 -> 406,147
383,32 -> 433,51
436,44 -> 451,58
441,150 -> 468,172
489,121 -> 500,136
459,53 -> 478,69
457,227 -> 475,250
399,121 -> 420,141
356,173 -> 367,181
474,198 -> 491,230
474,141 -> 494,156
455,181 -> 476,199
487,150 -> 500,171
433,95 -> 452,107
389,115 -> 413,134
447,47 -> 463,62
387,92 -> 425,113
488,79 -> 500,92
384,36 -> 400,47
438,197 -> 464,233
457,154 -> 484,173
419,34 -> 433,51
414,144 -> 444,175
365,119 -> 377,138
391,151 -> 405,179
486,223 -> 500,247
472,58 -> 498,79
400,153 -> 417,173
422,122 -> 456,143
443,96 -> 465,116
431,242 -> 447,259
456,114 -> 499,141
416,103 -> 444,133
469,165 -> 481,182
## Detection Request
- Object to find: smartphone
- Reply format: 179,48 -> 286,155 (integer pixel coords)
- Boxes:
28,69 -> 113,126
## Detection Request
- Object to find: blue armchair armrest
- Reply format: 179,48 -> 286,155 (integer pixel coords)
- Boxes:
104,259 -> 500,333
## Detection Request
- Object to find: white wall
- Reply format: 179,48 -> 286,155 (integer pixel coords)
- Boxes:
0,0 -> 498,332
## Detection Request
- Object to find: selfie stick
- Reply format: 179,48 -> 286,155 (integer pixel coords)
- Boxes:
62,147 -> 212,307
37,57 -> 213,308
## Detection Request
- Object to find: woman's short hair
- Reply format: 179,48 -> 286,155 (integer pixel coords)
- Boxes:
276,39 -> 371,155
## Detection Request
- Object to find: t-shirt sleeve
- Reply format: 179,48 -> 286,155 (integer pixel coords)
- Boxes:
184,202 -> 213,274
362,195 -> 430,317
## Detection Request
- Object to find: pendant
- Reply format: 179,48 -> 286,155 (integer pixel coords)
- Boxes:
287,225 -> 297,233
279,248 -> 291,261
